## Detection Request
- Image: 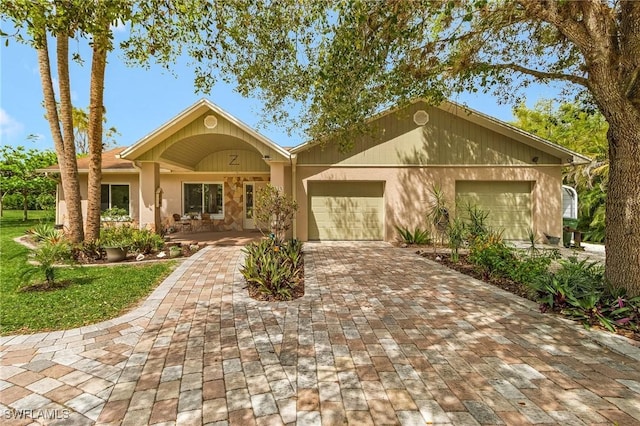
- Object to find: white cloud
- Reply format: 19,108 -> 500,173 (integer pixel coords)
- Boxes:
0,108 -> 25,139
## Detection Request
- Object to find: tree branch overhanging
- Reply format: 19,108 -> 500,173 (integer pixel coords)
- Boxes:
487,62 -> 589,87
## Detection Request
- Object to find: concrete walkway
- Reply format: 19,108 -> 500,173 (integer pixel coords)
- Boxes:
1,243 -> 639,425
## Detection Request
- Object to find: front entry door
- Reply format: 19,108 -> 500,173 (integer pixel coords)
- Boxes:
243,182 -> 267,229
243,182 -> 255,229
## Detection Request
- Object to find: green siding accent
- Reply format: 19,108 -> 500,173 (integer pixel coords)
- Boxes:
308,182 -> 384,240
136,112 -> 284,166
456,181 -> 532,240
297,103 -> 559,166
195,149 -> 269,172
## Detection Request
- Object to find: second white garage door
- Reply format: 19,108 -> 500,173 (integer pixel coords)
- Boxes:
308,181 -> 384,240
456,181 -> 532,240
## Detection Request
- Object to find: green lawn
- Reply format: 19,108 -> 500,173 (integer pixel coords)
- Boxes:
0,210 -> 175,335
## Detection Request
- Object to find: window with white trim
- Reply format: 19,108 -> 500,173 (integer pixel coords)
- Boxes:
101,184 -> 130,214
183,182 -> 224,218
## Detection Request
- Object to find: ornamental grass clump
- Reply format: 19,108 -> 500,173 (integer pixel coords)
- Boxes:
395,225 -> 431,245
21,239 -> 74,290
241,238 -> 303,300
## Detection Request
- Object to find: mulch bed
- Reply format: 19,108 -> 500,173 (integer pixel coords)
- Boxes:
418,250 -> 534,300
73,244 -> 200,265
247,279 -> 305,302
416,249 -> 640,343
17,235 -> 203,266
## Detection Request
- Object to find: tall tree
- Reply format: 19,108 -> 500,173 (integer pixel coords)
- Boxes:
0,0 -> 124,242
0,146 -> 57,221
512,100 -> 609,241
2,1 -> 132,242
2,0 -> 215,241
176,0 -> 639,295
1,1 -> 85,241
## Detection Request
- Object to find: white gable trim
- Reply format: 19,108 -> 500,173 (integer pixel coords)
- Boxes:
119,99 -> 291,161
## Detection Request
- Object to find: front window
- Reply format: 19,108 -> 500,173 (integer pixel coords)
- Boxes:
101,184 -> 130,214
184,183 -> 224,218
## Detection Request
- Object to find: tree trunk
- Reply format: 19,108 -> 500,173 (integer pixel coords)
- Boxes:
22,191 -> 28,221
603,111 -> 640,296
85,28 -> 109,242
37,35 -> 84,243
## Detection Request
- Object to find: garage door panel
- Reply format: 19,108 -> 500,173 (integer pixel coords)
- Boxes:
309,182 -> 384,240
456,181 -> 532,240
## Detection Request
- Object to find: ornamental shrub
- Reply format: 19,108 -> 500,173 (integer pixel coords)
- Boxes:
241,238 -> 303,300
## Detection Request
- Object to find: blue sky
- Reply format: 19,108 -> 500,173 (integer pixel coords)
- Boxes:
1,28 -> 565,153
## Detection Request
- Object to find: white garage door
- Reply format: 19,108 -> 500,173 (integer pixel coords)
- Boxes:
456,181 -> 532,240
308,182 -> 384,240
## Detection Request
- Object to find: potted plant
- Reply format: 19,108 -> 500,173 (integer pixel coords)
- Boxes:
169,245 -> 182,258
99,225 -> 134,262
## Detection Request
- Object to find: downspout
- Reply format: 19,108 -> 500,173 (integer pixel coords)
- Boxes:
291,154 -> 297,240
132,161 -> 142,226
55,184 -> 60,225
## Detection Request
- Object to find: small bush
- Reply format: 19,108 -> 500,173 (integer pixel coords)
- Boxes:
98,225 -> 135,249
468,230 -> 554,284
255,184 -> 298,242
22,240 -> 73,288
101,207 -> 132,222
527,257 -> 639,332
462,203 -> 490,240
27,223 -> 63,243
468,231 -> 515,279
447,217 -> 466,262
395,226 -> 432,245
510,254 -> 554,286
241,238 -> 303,300
130,228 -> 165,254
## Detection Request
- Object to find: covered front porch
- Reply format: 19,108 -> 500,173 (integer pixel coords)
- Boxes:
118,99 -> 292,233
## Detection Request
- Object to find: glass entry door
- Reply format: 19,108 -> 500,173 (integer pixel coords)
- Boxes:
243,181 -> 267,230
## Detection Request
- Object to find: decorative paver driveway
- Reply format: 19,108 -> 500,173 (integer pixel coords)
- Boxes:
1,242 -> 640,425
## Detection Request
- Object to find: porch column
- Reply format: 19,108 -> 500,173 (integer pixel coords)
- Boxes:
139,162 -> 161,232
270,161 -> 286,189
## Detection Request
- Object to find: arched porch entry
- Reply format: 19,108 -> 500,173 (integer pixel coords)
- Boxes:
119,100 -> 291,232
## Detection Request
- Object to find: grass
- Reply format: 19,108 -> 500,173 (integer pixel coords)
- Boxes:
0,210 -> 176,335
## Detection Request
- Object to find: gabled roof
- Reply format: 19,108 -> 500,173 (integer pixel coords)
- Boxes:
290,99 -> 591,165
41,147 -> 136,173
119,99 -> 291,161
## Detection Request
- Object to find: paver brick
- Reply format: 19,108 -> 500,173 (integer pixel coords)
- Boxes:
97,399 -> 129,423
121,407 -> 152,426
2,244 -> 640,425
65,392 -> 103,414
251,392 -> 278,417
203,397 -> 228,423
345,410 -> 374,425
149,398 -> 178,424
228,408 -> 256,426
7,371 -> 44,387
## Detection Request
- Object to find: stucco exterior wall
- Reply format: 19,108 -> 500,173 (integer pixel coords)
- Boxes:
56,172 -> 270,232
56,173 -> 140,229
157,173 -> 269,231
294,165 -> 562,242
